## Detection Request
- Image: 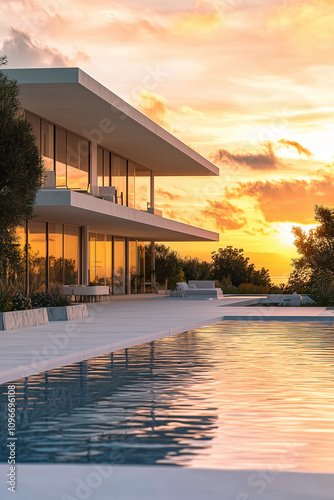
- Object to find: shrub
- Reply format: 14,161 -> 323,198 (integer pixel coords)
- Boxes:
168,270 -> 186,291
309,280 -> 334,307
0,282 -> 15,312
220,276 -> 239,294
11,292 -> 32,311
31,284 -> 70,308
238,283 -> 268,294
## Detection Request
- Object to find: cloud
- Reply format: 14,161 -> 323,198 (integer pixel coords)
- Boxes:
211,143 -> 281,170
136,90 -> 169,127
279,139 -> 312,157
227,172 -> 334,224
156,188 -> 181,201
200,199 -> 247,232
1,28 -> 70,67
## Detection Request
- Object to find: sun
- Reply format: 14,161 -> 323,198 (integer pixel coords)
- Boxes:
274,222 -> 318,247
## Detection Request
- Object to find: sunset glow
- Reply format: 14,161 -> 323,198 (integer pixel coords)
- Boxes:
1,0 -> 333,281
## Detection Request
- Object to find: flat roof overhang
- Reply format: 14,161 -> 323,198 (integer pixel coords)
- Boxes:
3,68 -> 219,177
34,190 -> 219,242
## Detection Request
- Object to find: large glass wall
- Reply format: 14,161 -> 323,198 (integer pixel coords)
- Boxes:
114,237 -> 125,294
64,225 -> 80,285
135,167 -> 151,211
55,128 -> 67,187
25,112 -> 90,190
67,133 -> 89,190
97,148 -> 111,187
111,155 -> 127,205
128,161 -> 136,209
89,233 -> 112,287
129,240 -> 145,293
48,223 -> 63,284
28,220 -> 47,292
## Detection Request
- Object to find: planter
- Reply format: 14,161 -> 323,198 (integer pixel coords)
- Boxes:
46,304 -> 89,322
1,308 -> 49,331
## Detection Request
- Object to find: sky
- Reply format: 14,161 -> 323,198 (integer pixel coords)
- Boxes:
1,0 -> 334,282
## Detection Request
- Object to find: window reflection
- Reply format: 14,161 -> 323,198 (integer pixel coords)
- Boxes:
25,112 -> 40,150
64,225 -> 79,285
114,237 -> 125,294
111,155 -> 127,205
41,120 -> 54,171
28,220 -> 47,292
56,128 -> 67,188
135,167 -> 151,211
49,223 -> 63,283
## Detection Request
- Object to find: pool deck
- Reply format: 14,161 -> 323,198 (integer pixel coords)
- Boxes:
1,296 -> 334,385
1,296 -> 334,499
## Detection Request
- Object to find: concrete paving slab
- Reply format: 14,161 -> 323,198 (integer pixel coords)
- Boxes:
0,465 -> 333,500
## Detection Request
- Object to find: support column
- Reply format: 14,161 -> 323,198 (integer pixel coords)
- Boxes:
82,226 -> 89,285
150,241 -> 156,284
125,238 -> 131,295
150,171 -> 154,208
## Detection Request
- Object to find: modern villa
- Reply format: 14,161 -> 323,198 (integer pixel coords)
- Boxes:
4,68 -> 219,295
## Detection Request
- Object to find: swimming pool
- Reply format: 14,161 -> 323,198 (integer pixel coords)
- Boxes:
1,321 -> 334,471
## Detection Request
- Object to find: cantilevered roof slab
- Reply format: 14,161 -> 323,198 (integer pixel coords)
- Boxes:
34,190 -> 219,242
4,68 -> 219,177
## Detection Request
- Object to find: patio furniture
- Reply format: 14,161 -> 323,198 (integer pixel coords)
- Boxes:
176,281 -> 223,298
62,285 -> 110,302
144,282 -> 159,293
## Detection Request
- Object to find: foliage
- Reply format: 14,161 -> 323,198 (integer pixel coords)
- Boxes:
182,257 -> 211,282
309,280 -> 334,307
211,246 -> 272,288
11,292 -> 32,311
0,281 -> 14,312
287,205 -> 334,297
0,56 -> 44,284
31,284 -> 70,308
220,276 -> 239,294
168,269 -> 186,291
238,283 -> 269,294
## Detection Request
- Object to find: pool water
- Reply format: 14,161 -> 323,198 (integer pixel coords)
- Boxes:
1,321 -> 334,471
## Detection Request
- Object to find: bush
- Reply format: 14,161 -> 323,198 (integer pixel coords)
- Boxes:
31,284 -> 70,308
168,270 -> 186,291
238,283 -> 268,294
0,282 -> 15,312
220,276 -> 239,294
11,292 -> 32,311
309,280 -> 334,307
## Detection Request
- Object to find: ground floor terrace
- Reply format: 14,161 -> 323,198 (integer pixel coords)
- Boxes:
1,297 -> 334,499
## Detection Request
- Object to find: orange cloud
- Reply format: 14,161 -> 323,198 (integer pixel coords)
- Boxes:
279,139 -> 312,157
200,199 -> 247,232
211,143 -> 281,171
172,12 -> 222,35
137,90 -> 169,127
156,188 -> 182,201
227,173 -> 334,224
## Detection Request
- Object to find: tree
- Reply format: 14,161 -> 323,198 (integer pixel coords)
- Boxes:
211,246 -> 271,288
286,205 -> 334,292
182,257 -> 211,282
0,56 -> 44,282
146,244 -> 183,288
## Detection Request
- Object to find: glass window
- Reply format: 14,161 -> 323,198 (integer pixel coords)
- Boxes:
26,112 -> 40,150
64,225 -> 79,285
129,241 -> 138,293
55,127 -> 67,188
128,161 -> 136,209
67,133 -> 89,190
48,223 -> 63,284
28,220 -> 47,292
97,147 -> 104,187
14,225 -> 26,290
96,233 -> 106,285
89,233 -> 96,285
135,167 -> 151,211
106,235 -> 112,288
104,150 -> 110,187
41,120 -> 54,171
111,155 -> 127,206
114,237 -> 125,294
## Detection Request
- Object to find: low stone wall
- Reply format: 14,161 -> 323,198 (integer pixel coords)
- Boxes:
0,305 -> 89,330
1,308 -> 49,331
47,304 -> 89,321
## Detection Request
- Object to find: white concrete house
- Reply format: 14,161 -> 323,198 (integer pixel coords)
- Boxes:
3,68 -> 219,295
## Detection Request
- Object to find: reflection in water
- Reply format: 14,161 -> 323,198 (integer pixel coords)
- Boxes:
1,321 -> 334,471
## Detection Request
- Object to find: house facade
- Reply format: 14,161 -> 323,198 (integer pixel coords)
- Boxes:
4,68 -> 219,295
